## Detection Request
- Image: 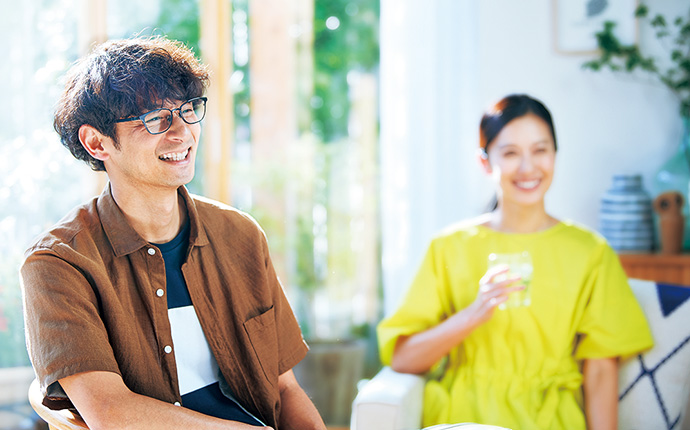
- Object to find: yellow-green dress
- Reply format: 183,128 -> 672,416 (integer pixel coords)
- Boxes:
378,220 -> 653,430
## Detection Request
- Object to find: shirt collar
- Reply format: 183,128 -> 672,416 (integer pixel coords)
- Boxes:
97,184 -> 209,257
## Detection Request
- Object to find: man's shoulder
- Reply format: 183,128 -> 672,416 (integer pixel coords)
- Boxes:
190,194 -> 263,235
25,198 -> 101,256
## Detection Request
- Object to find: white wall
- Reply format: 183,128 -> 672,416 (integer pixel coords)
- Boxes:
380,0 -> 686,314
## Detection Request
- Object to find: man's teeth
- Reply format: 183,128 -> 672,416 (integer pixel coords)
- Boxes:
159,149 -> 189,161
516,180 -> 539,189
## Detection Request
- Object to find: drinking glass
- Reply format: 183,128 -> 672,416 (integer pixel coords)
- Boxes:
487,251 -> 533,310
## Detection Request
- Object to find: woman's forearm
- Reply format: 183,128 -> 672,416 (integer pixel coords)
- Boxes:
390,305 -> 483,374
391,268 -> 523,375
583,357 -> 619,430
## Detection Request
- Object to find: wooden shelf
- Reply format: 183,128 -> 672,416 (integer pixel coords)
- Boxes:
618,253 -> 690,286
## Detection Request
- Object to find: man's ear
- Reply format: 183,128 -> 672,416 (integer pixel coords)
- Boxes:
78,125 -> 110,162
477,148 -> 492,174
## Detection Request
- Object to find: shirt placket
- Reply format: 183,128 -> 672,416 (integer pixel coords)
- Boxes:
143,244 -> 182,404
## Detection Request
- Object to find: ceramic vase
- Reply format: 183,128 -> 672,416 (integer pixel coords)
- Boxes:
600,174 -> 654,253
652,116 -> 690,251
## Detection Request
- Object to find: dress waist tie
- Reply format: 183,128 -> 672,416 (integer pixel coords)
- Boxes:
536,371 -> 583,429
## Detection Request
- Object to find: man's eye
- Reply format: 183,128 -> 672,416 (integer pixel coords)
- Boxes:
145,115 -> 166,124
180,108 -> 195,118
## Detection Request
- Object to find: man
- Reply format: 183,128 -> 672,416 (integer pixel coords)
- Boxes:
21,36 -> 326,430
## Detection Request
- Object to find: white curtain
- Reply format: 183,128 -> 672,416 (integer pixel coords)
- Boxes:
379,0 -> 485,315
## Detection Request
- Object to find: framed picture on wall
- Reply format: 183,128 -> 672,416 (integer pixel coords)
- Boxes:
553,0 -> 638,54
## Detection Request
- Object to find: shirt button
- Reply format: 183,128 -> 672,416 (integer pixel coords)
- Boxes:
156,289 -> 164,297
174,402 -> 181,406
164,345 -> 172,354
147,248 -> 156,255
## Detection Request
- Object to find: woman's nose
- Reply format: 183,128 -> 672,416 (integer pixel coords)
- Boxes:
518,154 -> 535,172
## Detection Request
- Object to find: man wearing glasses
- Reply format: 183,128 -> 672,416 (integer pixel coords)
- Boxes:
21,36 -> 326,430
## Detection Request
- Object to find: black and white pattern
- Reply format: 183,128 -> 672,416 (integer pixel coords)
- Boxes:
618,279 -> 690,430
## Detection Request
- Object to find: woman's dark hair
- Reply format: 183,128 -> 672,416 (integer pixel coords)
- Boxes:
54,36 -> 210,171
479,94 -> 557,155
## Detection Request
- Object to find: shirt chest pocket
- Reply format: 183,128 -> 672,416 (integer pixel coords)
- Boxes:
243,306 -> 279,386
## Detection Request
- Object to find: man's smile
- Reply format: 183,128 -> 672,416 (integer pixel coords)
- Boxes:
159,147 -> 191,162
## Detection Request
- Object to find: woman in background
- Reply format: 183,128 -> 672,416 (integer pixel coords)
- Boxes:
377,94 -> 653,430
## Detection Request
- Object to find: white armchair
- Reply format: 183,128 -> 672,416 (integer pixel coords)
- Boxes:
350,366 -> 425,430
351,279 -> 690,430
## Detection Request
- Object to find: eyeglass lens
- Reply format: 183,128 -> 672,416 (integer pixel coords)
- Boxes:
143,98 -> 207,134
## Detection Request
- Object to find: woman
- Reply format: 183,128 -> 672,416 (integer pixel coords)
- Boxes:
377,94 -> 653,430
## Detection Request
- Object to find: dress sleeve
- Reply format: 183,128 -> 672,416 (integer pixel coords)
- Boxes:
377,239 -> 449,366
574,243 -> 653,359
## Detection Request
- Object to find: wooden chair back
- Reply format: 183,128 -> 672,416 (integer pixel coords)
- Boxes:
28,379 -> 89,430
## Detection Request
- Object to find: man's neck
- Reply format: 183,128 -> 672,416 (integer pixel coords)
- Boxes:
110,182 -> 187,243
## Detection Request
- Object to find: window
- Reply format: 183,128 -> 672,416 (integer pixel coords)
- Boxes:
0,0 -> 89,370
230,0 -> 381,343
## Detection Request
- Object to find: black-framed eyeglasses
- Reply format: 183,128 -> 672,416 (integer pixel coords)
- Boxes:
114,97 -> 208,135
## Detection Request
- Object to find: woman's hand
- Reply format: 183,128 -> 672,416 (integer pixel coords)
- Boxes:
390,265 -> 525,374
466,264 -> 525,325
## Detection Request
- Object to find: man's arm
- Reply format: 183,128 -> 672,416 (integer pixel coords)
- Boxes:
583,357 -> 619,430
60,371 -> 270,430
276,369 -> 326,430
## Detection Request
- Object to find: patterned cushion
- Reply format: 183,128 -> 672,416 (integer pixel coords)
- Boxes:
618,279 -> 690,429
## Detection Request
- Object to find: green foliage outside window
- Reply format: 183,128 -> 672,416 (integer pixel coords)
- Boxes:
312,0 -> 380,141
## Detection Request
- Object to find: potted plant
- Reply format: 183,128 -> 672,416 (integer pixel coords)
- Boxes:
582,3 -> 690,250
582,3 -> 689,117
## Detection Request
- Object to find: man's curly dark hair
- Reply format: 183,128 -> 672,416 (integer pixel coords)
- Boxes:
54,36 -> 210,171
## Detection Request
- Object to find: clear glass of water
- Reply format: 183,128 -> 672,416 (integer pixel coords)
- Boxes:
487,251 -> 533,310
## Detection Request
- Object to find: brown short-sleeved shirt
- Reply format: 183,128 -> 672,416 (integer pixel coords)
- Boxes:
21,185 -> 308,429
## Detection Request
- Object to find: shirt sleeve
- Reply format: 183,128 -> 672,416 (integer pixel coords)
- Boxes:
377,239 -> 449,366
574,243 -> 654,360
21,249 -> 121,406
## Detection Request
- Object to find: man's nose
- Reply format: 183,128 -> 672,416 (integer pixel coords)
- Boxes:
166,109 -> 191,135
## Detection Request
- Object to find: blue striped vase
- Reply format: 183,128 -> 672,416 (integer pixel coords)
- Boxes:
599,174 -> 654,253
